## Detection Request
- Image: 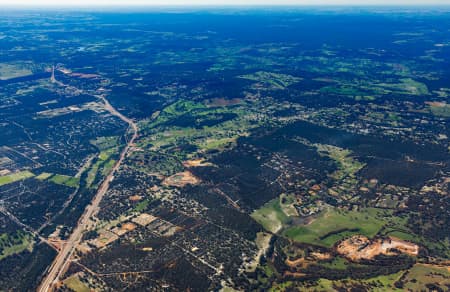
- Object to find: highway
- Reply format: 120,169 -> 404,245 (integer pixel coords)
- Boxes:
38,94 -> 138,292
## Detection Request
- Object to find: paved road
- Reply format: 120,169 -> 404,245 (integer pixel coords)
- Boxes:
38,95 -> 138,292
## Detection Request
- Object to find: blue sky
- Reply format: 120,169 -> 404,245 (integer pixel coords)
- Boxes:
1,0 -> 449,6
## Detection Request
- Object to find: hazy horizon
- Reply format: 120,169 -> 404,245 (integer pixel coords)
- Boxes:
1,0 -> 450,7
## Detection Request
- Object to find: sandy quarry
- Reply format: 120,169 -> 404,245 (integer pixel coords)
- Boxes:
162,171 -> 201,187
336,235 -> 419,261
183,159 -> 213,167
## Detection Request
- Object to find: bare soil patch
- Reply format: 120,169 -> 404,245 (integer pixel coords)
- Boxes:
336,235 -> 419,261
163,171 -> 200,187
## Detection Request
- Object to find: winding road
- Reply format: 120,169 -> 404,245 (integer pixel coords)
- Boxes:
38,95 -> 138,292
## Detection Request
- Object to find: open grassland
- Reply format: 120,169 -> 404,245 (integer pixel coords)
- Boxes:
315,144 -> 365,180
269,265 -> 404,291
100,159 -> 116,176
402,264 -> 450,291
86,159 -> 106,188
36,102 -> 105,118
63,275 -> 90,292
376,78 -> 429,95
200,137 -> 238,151
252,194 -> 422,250
238,71 -> 302,90
98,148 -> 117,161
92,155 -> 116,182
35,172 -> 53,180
130,198 -> 153,214
0,231 -> 34,260
86,144 -> 119,188
426,101 -> 450,118
319,77 -> 429,101
320,256 -> 348,270
309,271 -> 404,292
35,172 -> 80,188
139,99 -> 261,158
319,85 -> 375,101
283,208 -> 388,247
381,218 -> 450,258
0,170 -> 34,186
49,174 -> 80,188
0,63 -> 33,80
269,280 -> 294,292
90,136 -> 120,151
279,194 -> 298,217
144,100 -> 206,129
252,196 -> 411,248
251,198 -> 289,233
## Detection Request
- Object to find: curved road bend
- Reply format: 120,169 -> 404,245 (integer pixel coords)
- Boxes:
38,95 -> 138,292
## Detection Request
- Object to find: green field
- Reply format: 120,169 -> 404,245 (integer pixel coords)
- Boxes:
145,100 -> 206,129
315,144 -> 365,180
86,136 -> 121,187
98,147 -> 118,161
35,172 -> 80,188
163,100 -> 205,116
376,78 -> 429,95
200,136 -> 238,151
318,77 -> 429,102
130,198 -> 153,214
239,71 -> 302,89
63,275 -> 90,292
402,264 -> 450,291
0,63 -> 33,80
279,194 -> 298,217
429,103 -> 450,117
253,199 -> 397,248
86,146 -> 118,188
90,135 -> 120,151
320,256 -> 348,270
0,231 -> 34,260
86,160 -> 101,188
35,172 -> 53,180
49,174 -> 80,188
139,99 -> 261,158
101,159 -> 116,176
0,171 -> 34,186
251,198 -> 290,233
283,208 -> 388,247
320,85 -> 371,99
309,271 -> 404,292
